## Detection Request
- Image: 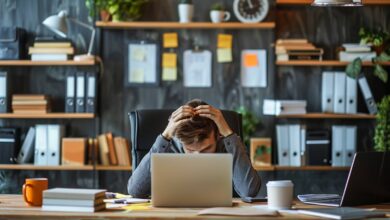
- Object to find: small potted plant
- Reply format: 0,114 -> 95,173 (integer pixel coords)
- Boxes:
210,3 -> 230,23
178,0 -> 194,23
374,95 -> 390,152
85,0 -> 110,21
107,0 -> 149,22
235,106 -> 260,148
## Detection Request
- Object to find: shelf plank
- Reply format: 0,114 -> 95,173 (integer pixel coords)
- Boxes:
274,166 -> 350,171
276,60 -> 390,66
96,21 -> 275,29
253,166 -> 275,171
276,113 -> 376,119
276,0 -> 390,5
95,166 -> 132,171
0,60 -> 95,66
0,113 -> 95,119
0,164 -> 94,170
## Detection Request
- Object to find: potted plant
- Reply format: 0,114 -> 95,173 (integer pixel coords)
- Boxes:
107,0 -> 149,22
178,0 -> 194,23
210,3 -> 230,23
346,27 -> 390,83
85,0 -> 110,21
235,106 -> 260,148
374,95 -> 390,152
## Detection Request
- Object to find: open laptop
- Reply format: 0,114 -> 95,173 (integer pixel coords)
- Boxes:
302,152 -> 390,207
151,153 -> 232,207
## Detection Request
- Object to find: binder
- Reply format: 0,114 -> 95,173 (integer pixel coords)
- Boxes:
333,72 -> 346,113
34,125 -> 48,165
344,126 -> 356,167
276,125 -> 290,166
16,127 -> 35,164
321,71 -> 334,113
289,124 -> 301,167
305,130 -> 331,166
0,128 -> 20,164
345,76 -> 357,114
86,72 -> 97,113
331,126 -> 345,167
0,71 -> 9,113
47,125 -> 65,166
358,74 -> 378,114
76,72 -> 85,113
300,126 -> 306,166
65,73 -> 76,113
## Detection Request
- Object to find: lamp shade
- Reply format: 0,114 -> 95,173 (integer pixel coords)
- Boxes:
312,0 -> 363,6
42,10 -> 68,38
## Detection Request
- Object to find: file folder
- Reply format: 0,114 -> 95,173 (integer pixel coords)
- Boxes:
16,127 -> 35,164
34,125 -> 48,165
276,125 -> 290,166
65,73 -> 75,113
0,71 -> 9,113
76,72 -> 85,113
331,126 -> 345,167
289,124 -> 301,167
86,72 -> 96,113
345,76 -> 357,114
47,125 -> 65,166
300,126 -> 306,166
333,72 -> 346,113
344,126 -> 356,167
358,74 -> 378,114
321,72 -> 334,113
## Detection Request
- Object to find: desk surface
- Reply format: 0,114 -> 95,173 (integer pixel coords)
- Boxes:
0,194 -> 389,219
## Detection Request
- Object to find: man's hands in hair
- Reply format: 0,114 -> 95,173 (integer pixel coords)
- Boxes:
162,105 -> 194,140
194,105 -> 233,137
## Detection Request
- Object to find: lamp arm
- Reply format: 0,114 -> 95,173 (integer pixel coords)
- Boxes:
68,18 -> 94,31
68,18 -> 95,55
88,29 -> 96,55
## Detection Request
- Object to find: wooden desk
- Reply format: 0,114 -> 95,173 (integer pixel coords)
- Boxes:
0,194 -> 389,219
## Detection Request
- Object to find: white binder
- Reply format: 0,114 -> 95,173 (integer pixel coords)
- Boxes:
300,126 -> 306,166
321,71 -> 334,113
331,126 -> 345,167
289,124 -> 301,167
358,75 -> 378,114
16,127 -> 36,164
276,125 -> 290,166
65,73 -> 75,113
344,126 -> 357,167
76,72 -> 85,113
34,125 -> 48,165
333,72 -> 346,113
47,125 -> 65,165
345,76 -> 357,114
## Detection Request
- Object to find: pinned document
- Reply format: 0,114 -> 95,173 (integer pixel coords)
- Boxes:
217,34 -> 233,48
163,33 -> 178,48
162,53 -> 177,68
128,42 -> 158,85
183,50 -> 212,87
217,48 -> 232,63
241,50 -> 267,87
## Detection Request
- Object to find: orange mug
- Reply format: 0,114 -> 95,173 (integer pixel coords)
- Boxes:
22,178 -> 48,206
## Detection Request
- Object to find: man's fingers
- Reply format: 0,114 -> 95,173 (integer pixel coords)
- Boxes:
171,105 -> 194,119
173,112 -> 194,122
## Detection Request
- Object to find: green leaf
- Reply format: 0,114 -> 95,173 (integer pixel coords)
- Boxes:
374,64 -> 388,83
376,52 -> 390,62
345,58 -> 362,79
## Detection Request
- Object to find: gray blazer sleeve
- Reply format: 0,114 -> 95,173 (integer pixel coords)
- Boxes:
127,135 -> 174,198
223,133 -> 261,198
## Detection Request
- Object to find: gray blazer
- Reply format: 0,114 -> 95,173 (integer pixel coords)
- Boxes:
127,133 -> 261,198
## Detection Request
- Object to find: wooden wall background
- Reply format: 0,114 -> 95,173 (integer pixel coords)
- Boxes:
0,0 -> 389,195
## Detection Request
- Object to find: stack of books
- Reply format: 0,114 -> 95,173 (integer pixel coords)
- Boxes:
12,94 -> 50,114
97,133 -> 132,166
29,38 -> 74,61
263,99 -> 307,115
42,188 -> 106,212
275,39 -> 323,61
339,43 -> 376,62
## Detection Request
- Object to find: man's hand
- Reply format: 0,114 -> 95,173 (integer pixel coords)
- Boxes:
194,105 -> 233,137
162,105 -> 194,140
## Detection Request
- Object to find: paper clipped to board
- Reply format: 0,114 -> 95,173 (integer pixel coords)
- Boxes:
241,50 -> 267,87
183,50 -> 212,87
128,43 -> 157,84
218,34 -> 233,48
163,33 -> 178,48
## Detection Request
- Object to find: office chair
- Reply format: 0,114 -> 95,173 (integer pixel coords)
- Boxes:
129,109 -> 243,170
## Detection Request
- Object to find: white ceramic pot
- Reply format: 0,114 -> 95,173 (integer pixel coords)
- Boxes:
178,4 -> 194,23
210,10 -> 231,23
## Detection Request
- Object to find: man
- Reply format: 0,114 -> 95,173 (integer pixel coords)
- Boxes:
127,99 -> 261,198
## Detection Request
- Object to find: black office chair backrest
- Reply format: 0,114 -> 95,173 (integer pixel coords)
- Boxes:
129,109 -> 243,170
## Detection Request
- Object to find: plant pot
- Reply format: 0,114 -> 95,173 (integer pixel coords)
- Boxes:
178,4 -> 194,23
100,10 -> 111,22
210,10 -> 231,23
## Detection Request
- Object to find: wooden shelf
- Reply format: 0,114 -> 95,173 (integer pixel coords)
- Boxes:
0,164 -> 94,170
95,166 -> 132,171
96,21 -> 275,29
276,113 -> 376,119
276,0 -> 390,5
253,166 -> 276,171
254,165 -> 350,171
0,113 -> 95,119
276,60 -> 390,66
0,60 -> 95,66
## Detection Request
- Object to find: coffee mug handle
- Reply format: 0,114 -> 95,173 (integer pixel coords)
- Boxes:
224,11 -> 231,21
23,183 -> 34,205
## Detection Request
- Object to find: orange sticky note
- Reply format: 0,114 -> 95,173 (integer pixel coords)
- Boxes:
162,53 -> 177,68
163,33 -> 178,48
217,34 -> 233,48
244,54 -> 258,67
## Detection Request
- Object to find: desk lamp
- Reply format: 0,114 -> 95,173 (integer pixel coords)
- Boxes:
42,10 -> 96,61
312,0 -> 363,6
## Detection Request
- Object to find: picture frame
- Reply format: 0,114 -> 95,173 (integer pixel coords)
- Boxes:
250,138 -> 272,167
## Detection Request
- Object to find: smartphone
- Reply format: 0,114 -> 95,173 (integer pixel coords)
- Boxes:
241,196 -> 267,203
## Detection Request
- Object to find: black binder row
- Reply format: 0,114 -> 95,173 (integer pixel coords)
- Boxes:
65,72 -> 97,113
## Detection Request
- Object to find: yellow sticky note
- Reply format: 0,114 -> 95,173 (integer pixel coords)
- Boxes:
244,54 -> 259,67
132,48 -> 145,61
162,53 -> 177,68
217,48 -> 232,63
162,67 -> 177,81
123,203 -> 151,211
130,68 -> 144,83
163,33 -> 178,48
218,34 -> 233,48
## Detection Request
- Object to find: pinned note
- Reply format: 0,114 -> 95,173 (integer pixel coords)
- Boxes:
217,48 -> 232,63
217,34 -> 233,48
162,67 -> 177,81
244,53 -> 259,67
163,33 -> 179,48
130,68 -> 144,83
132,48 -> 146,61
162,53 -> 177,68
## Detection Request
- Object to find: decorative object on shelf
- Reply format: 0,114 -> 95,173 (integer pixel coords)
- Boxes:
210,3 -> 231,23
233,0 -> 269,23
42,10 -> 96,61
85,0 -> 110,21
311,0 -> 362,6
235,106 -> 260,147
345,27 -> 390,83
106,0 -> 149,22
178,0 -> 194,23
374,95 -> 390,152
250,138 -> 272,167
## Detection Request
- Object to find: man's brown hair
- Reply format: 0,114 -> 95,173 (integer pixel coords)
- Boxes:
175,99 -> 218,145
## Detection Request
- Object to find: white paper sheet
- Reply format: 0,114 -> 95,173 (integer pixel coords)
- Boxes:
241,49 -> 267,88
183,50 -> 212,87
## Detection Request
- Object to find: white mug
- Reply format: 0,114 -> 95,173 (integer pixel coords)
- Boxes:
210,10 -> 231,23
266,180 -> 294,210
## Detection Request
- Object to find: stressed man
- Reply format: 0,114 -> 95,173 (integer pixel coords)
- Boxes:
127,99 -> 261,198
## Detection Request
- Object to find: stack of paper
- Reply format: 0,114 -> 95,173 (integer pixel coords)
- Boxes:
12,94 -> 50,114
339,43 -> 376,62
275,39 -> 323,61
29,38 -> 74,61
42,188 -> 106,212
263,99 -> 307,115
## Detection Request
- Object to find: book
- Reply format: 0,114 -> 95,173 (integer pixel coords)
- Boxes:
98,134 -> 110,165
42,203 -> 106,212
106,133 -> 118,165
12,100 -> 48,105
12,94 -> 47,100
339,51 -> 376,62
43,188 -> 106,200
298,207 -> 386,219
34,42 -> 72,48
297,194 -> 341,202
29,47 -> 74,55
277,54 -> 322,61
276,39 -> 309,44
342,43 -> 371,52
43,197 -> 105,206
31,54 -> 68,61
114,137 -> 131,166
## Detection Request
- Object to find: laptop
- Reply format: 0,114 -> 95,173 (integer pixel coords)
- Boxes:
301,152 -> 390,207
151,153 -> 233,207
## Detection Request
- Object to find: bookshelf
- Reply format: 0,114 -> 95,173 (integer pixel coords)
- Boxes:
0,113 -> 95,119
276,0 -> 390,5
0,164 -> 94,170
0,60 -> 95,66
276,60 -> 390,66
276,113 -> 376,119
254,165 -> 350,171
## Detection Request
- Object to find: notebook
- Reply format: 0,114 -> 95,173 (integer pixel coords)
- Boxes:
298,207 -> 386,219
